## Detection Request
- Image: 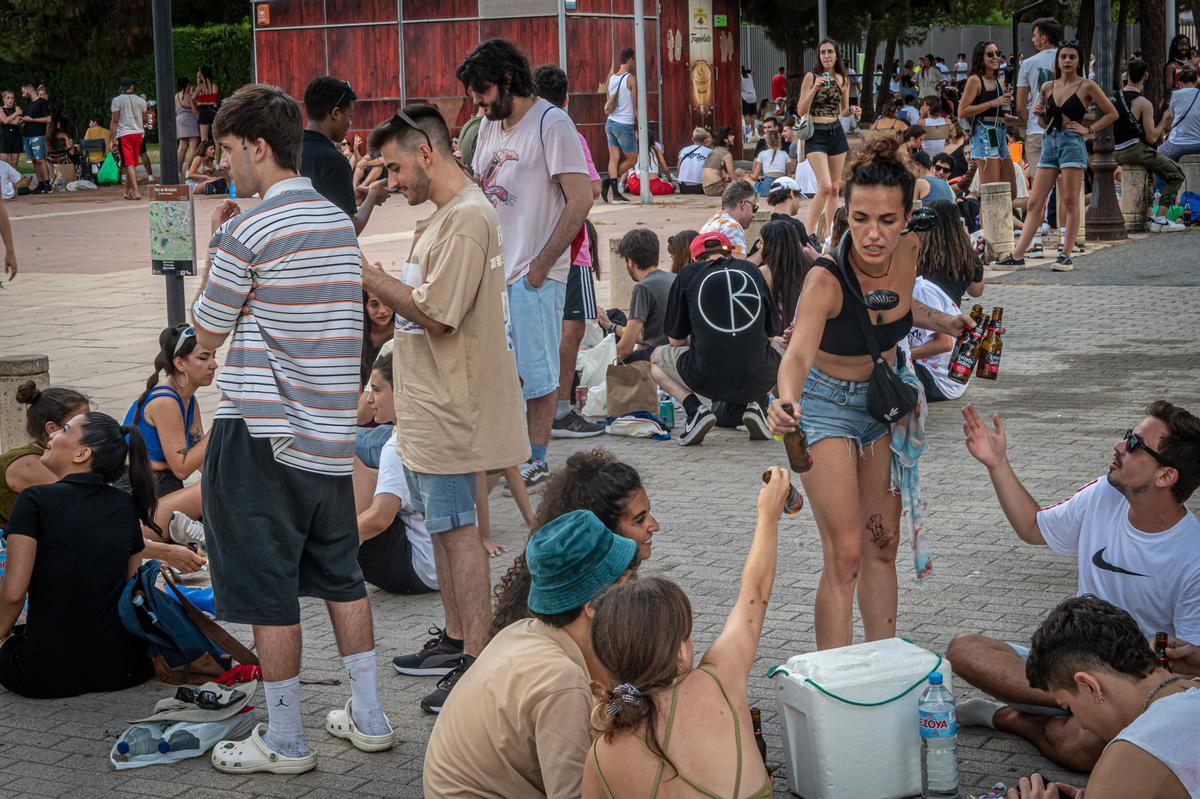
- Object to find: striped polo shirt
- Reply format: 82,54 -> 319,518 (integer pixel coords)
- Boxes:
192,176 -> 362,476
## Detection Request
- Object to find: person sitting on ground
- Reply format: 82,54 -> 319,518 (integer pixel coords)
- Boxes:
758,220 -> 812,336
625,137 -> 677,196
597,228 -> 675,363
582,468 -> 790,799
0,410 -> 157,698
912,150 -> 956,205
749,129 -> 789,197
903,123 -> 927,155
355,292 -> 396,464
872,96 -> 910,134
651,231 -> 781,447
185,140 -> 224,192
423,508 -> 641,798
1160,68 -> 1200,161
898,95 -> 921,125
698,179 -> 759,257
700,127 -> 744,197
1,383 -> 88,529
765,176 -> 811,245
949,400 -> 1200,772
676,126 -> 712,194
1112,58 -> 1187,232
667,229 -> 698,274
1003,596 -> 1200,799
920,95 -> 950,154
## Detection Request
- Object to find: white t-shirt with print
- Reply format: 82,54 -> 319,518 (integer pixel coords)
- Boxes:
375,433 -> 438,590
1036,476 -> 1200,641
908,278 -> 965,400
472,98 -> 588,285
1018,48 -> 1057,136
677,144 -> 711,184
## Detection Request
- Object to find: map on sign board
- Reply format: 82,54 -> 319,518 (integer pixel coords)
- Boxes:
149,185 -> 197,276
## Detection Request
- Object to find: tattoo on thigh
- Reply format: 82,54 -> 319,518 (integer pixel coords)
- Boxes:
866,513 -> 896,549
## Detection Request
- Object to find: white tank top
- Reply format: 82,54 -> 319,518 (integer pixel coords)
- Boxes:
607,71 -> 634,124
1110,686 -> 1200,797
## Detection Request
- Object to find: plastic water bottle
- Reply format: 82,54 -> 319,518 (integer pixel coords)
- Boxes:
1153,189 -> 1162,218
228,180 -> 236,200
919,672 -> 958,798
116,724 -> 168,756
163,729 -> 201,753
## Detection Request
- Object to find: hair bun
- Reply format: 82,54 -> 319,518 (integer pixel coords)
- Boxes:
15,380 -> 41,405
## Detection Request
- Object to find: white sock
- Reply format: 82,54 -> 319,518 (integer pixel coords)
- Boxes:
344,649 -> 390,736
555,400 -> 572,420
262,676 -> 308,757
957,696 -> 1003,729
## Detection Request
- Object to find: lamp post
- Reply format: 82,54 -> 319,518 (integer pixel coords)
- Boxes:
151,0 -> 186,324
1086,0 -> 1127,241
633,0 -> 651,203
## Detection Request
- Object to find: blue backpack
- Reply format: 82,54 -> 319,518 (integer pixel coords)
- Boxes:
1178,191 -> 1200,220
119,560 -> 257,684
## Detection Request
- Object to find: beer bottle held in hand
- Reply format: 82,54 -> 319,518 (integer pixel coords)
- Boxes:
975,307 -> 1004,380
751,706 -> 768,764
779,402 -> 813,472
948,310 -> 987,384
1155,632 -> 1172,671
949,304 -> 984,364
763,470 -> 804,514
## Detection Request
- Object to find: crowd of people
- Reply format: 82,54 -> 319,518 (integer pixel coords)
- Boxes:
1,25 -> 1199,799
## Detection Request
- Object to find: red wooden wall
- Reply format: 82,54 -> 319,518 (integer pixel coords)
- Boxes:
252,0 -> 742,169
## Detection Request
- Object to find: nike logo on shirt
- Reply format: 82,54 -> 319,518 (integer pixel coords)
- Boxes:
1091,547 -> 1148,577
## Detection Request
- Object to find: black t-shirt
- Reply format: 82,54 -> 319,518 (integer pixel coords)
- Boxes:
666,256 -> 782,403
300,129 -> 356,218
2,473 -> 152,696
22,98 -> 49,137
770,212 -> 810,247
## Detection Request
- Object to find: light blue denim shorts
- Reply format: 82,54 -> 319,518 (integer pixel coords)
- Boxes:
1038,129 -> 1088,171
969,122 -> 1010,160
799,366 -> 890,448
605,119 -> 636,152
402,466 -> 478,534
508,276 -> 567,400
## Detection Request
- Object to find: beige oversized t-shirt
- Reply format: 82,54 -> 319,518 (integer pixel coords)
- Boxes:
393,183 -> 529,474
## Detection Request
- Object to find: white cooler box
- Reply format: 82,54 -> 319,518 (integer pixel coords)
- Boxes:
770,637 -> 952,799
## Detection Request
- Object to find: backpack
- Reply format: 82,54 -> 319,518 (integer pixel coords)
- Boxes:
119,560 -> 258,685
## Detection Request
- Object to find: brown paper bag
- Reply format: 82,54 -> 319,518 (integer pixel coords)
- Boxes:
605,361 -> 659,417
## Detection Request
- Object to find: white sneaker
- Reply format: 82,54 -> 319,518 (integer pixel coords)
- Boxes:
1149,217 -> 1187,232
169,511 -> 206,548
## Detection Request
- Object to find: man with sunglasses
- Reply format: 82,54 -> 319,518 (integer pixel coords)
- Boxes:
947,400 -> 1200,772
300,76 -> 389,234
697,179 -> 758,259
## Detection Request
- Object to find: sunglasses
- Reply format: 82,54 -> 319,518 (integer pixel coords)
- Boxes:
175,687 -> 223,710
334,80 -> 353,110
932,164 -> 951,174
1123,429 -> 1174,468
173,325 -> 196,356
743,200 -> 759,213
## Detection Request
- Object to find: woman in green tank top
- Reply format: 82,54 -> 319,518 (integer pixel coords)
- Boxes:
583,469 -> 791,799
0,382 -> 88,529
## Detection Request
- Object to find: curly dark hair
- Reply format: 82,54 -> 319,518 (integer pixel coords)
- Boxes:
490,449 -> 644,637
456,38 -> 535,97
1025,595 -> 1158,692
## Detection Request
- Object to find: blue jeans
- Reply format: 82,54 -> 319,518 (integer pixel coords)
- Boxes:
1039,129 -> 1088,171
507,276 -> 567,400
605,119 -> 636,152
799,367 -> 890,448
402,467 -> 478,534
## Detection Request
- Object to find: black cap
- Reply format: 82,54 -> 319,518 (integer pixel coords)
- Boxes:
120,77 -> 135,90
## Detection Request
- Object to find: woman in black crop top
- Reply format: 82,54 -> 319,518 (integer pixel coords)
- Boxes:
958,40 -> 1021,200
767,138 -> 976,651
998,42 -> 1117,271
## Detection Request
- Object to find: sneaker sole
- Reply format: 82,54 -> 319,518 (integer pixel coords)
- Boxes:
743,413 -> 771,441
678,415 -> 717,446
420,701 -> 444,714
550,427 -> 605,438
393,663 -> 456,677
1051,264 -> 1073,271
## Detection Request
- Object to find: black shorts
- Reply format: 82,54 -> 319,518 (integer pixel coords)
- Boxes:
806,122 -> 849,156
742,99 -> 757,116
914,362 -> 950,402
114,467 -> 185,498
563,264 -> 597,321
678,182 -> 704,195
201,418 -> 366,626
0,129 -> 22,154
197,105 -> 218,126
358,518 -> 436,595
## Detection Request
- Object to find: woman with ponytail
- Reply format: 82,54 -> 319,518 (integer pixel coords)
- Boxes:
583,470 -> 789,799
768,137 -> 976,650
0,382 -> 88,528
0,410 -> 156,697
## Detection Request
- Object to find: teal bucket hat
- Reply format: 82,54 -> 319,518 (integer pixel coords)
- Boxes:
526,509 -> 638,615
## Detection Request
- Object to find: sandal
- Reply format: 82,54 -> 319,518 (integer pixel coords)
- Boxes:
211,723 -> 317,774
325,699 -> 395,752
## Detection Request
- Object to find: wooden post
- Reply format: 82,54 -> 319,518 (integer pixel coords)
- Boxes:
0,355 -> 49,452
980,182 -> 1014,262
608,236 -> 635,313
1119,165 -> 1149,232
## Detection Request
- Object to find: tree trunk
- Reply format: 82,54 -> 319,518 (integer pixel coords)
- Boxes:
1075,0 -> 1094,78
1113,0 -> 1129,89
861,18 -> 881,121
1144,0 -> 1167,105
786,44 -> 805,116
882,34 -> 898,104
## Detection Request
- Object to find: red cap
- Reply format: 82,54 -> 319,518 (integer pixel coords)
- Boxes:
689,231 -> 733,260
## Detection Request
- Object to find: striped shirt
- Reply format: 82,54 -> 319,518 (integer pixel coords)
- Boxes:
192,176 -> 362,476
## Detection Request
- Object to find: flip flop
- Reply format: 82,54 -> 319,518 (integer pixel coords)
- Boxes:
324,700 -> 395,752
211,723 -> 317,774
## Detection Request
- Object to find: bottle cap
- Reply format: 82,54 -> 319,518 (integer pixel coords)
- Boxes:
928,671 -> 943,685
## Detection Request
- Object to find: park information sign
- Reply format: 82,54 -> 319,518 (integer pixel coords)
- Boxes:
149,185 -> 197,276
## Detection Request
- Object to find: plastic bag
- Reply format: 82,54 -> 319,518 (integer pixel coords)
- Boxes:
110,711 -> 257,769
66,180 -> 98,191
97,153 -> 119,185
574,333 -> 617,390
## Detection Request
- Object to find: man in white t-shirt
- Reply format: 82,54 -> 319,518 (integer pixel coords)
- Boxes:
953,53 -> 969,88
741,67 -> 757,141
948,400 -> 1200,772
676,126 -> 712,193
108,77 -> 147,200
1016,17 -> 1061,170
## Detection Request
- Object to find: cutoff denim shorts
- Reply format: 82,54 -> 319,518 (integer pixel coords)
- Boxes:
1038,129 -> 1088,171
402,466 -> 478,534
605,119 -> 636,152
799,366 -> 890,448
969,122 -> 1010,160
508,275 -> 567,400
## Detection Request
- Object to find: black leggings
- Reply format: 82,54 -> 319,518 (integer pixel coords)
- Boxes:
358,518 -> 436,595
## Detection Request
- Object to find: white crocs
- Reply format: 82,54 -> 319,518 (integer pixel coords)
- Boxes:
324,699 -> 395,752
211,723 -> 317,774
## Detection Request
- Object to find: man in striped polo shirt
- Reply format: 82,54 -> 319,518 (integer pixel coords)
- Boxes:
192,84 -> 393,774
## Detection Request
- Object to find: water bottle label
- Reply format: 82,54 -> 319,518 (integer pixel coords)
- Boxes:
919,709 -> 957,738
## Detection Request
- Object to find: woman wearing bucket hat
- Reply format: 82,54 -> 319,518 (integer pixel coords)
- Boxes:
582,467 -> 791,799
423,509 -> 639,798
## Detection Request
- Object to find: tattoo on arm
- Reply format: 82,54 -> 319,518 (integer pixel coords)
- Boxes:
866,513 -> 897,549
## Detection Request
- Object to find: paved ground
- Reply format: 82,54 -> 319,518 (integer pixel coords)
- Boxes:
1,186 -> 1198,798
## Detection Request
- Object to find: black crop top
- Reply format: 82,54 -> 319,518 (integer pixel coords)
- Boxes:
815,257 -> 913,357
972,78 -> 1005,127
1045,85 -> 1087,133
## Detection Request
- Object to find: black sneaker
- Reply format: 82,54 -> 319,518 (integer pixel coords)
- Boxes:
420,655 -> 475,714
392,626 -> 463,676
994,254 -> 1025,266
601,178 -> 611,204
1051,253 -> 1074,272
610,185 -> 631,202
551,410 -> 605,438
518,459 -> 550,489
678,408 -> 716,446
742,402 -> 771,441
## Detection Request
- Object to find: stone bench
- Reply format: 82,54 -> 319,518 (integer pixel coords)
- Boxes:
1180,154 -> 1200,195
1119,165 -> 1149,232
1,355 -> 49,452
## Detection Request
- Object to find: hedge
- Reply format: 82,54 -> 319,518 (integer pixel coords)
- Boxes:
0,22 -> 251,141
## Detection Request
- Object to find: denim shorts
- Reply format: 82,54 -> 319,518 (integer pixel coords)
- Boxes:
1038,129 -> 1088,171
799,367 -> 890,448
605,119 -> 636,152
969,123 -> 1010,161
402,466 -> 478,534
22,136 -> 44,160
508,275 -> 566,400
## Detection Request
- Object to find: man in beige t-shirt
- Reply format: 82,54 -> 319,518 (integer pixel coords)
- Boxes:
363,105 -> 528,715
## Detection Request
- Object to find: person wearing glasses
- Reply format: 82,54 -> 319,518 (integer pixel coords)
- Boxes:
300,76 -> 389,234
947,400 -> 1200,773
697,179 -> 759,257
959,41 -> 1020,203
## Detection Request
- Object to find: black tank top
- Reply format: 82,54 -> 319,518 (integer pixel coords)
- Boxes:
1112,89 -> 1143,146
1045,84 -> 1087,132
973,78 -> 1004,127
814,257 -> 913,357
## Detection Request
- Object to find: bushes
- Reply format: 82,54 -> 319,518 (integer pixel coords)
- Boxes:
0,22 -> 250,140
